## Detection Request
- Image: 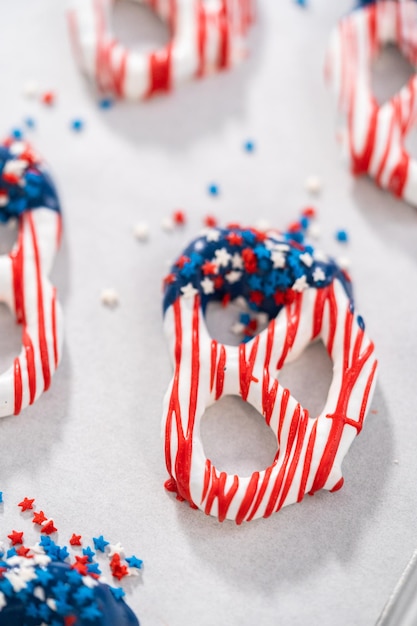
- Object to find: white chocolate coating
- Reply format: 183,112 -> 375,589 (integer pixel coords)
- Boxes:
326,1 -> 417,205
68,0 -> 255,100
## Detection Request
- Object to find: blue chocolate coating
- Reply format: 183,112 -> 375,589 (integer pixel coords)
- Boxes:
0,560 -> 139,626
0,143 -> 60,223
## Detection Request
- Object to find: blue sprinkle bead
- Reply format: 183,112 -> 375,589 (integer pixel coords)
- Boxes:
208,183 -> 219,197
335,229 -> 349,243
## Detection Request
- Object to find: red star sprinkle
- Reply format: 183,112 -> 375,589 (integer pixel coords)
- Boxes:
203,215 -> 218,228
15,546 -> 32,558
249,291 -> 263,306
253,229 -> 267,242
175,255 -> 190,269
226,222 -> 241,230
32,510 -> 47,525
213,276 -> 224,289
64,617 -> 77,626
8,530 -> 24,545
226,232 -> 243,246
163,273 -> 176,286
2,172 -> 20,185
41,91 -> 55,106
222,293 -> 231,307
202,261 -> 217,276
69,534 -> 82,546
172,210 -> 186,225
109,553 -> 129,581
41,520 -> 57,535
302,206 -> 317,218
242,248 -> 257,273
18,497 -> 35,512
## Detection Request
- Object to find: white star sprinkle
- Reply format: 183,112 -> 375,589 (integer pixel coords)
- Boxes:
292,275 -> 308,292
0,194 -> 9,207
271,250 -> 286,269
82,575 -> 98,588
161,217 -> 174,232
128,567 -> 141,577
33,586 -> 46,602
305,175 -> 322,194
181,283 -> 198,299
46,598 -> 57,611
22,80 -> 39,98
108,542 -> 125,558
200,277 -> 214,295
299,252 -> 313,267
205,229 -> 220,242
214,248 -> 232,267
225,271 -> 242,284
133,222 -> 149,241
32,554 -> 51,567
232,253 -> 243,269
6,571 -> 29,592
231,322 -> 245,335
255,218 -> 270,231
9,142 -> 26,157
100,288 -> 119,308
313,267 -> 325,282
0,592 -> 6,610
308,223 -> 321,239
4,159 -> 28,178
257,312 -> 269,326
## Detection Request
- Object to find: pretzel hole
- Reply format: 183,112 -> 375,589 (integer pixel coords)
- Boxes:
205,300 -> 270,346
277,340 -> 332,418
201,395 -> 278,475
371,44 -> 415,106
0,220 -> 18,255
113,0 -> 170,54
0,305 -> 21,376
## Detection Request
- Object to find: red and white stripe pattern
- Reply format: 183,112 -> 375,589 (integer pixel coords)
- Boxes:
0,209 -> 63,418
68,0 -> 255,100
326,1 -> 417,205
162,279 -> 377,523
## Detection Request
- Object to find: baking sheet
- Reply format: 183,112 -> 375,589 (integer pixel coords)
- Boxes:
1,1 -> 417,624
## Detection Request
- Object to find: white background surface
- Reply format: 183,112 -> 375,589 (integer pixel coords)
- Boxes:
0,1 -> 417,625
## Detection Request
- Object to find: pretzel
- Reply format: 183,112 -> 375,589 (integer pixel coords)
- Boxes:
162,224 -> 377,523
326,0 -> 417,205
68,0 -> 255,100
0,138 -> 63,418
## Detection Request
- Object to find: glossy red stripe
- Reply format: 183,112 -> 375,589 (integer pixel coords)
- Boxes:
23,330 -> 36,405
28,214 -> 51,392
13,358 -> 22,415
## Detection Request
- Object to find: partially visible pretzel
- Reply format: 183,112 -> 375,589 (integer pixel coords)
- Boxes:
68,0 -> 255,100
326,1 -> 417,205
0,138 -> 63,418
162,224 -> 377,523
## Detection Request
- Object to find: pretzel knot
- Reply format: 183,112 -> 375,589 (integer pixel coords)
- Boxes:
68,0 -> 255,100
162,224 -> 377,523
326,0 -> 417,205
0,138 -> 63,418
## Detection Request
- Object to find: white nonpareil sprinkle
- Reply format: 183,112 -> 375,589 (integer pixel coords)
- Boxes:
133,222 -> 149,241
22,80 -> 39,98
161,217 -> 174,232
305,175 -> 322,195
100,288 -> 119,308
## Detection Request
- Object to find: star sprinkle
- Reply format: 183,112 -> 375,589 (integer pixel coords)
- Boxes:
18,497 -> 35,512
214,248 -> 232,268
180,283 -> 198,299
92,535 -> 109,553
161,216 -> 175,232
41,520 -> 58,536
69,534 -> 82,547
201,277 -> 215,295
100,288 -> 119,308
133,221 -> 149,241
125,556 -> 143,569
32,511 -> 47,525
108,543 -> 125,559
305,175 -> 322,194
8,531 -> 24,546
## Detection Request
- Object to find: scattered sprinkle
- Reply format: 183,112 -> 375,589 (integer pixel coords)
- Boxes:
22,80 -> 39,99
244,140 -> 255,152
24,117 -> 36,130
173,209 -> 186,225
69,534 -> 82,547
100,288 -> 119,308
161,216 -> 175,232
41,91 -> 55,106
305,175 -> 322,195
18,498 -> 35,512
335,229 -> 349,243
98,97 -> 114,109
203,214 -> 218,228
208,183 -> 219,197
133,221 -> 150,241
70,118 -> 84,132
